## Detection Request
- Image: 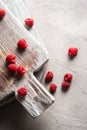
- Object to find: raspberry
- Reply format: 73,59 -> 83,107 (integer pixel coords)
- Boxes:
17,39 -> 28,49
17,66 -> 26,76
68,47 -> 78,57
45,71 -> 53,82
64,73 -> 73,82
18,87 -> 27,97
6,54 -> 16,64
0,9 -> 6,19
50,83 -> 57,93
8,64 -> 17,73
25,18 -> 34,27
62,81 -> 70,89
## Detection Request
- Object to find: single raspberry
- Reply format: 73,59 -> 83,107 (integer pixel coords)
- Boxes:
18,87 -> 27,97
45,71 -> 53,82
17,39 -> 28,49
6,54 -> 16,64
17,66 -> 26,76
64,73 -> 73,82
25,18 -> 34,27
50,83 -> 57,93
0,9 -> 6,19
8,64 -> 17,73
62,81 -> 70,89
68,47 -> 78,57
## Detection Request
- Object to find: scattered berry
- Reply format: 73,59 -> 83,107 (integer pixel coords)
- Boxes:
64,73 -> 73,82
8,64 -> 17,73
25,18 -> 34,27
6,54 -> 16,64
17,66 -> 26,76
62,81 -> 70,89
50,83 -> 57,93
68,47 -> 78,57
45,71 -> 53,82
18,87 -> 27,97
0,9 -> 6,19
17,39 -> 28,49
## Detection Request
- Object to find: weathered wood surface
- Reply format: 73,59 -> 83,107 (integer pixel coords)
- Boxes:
0,1 -> 54,117
3,0 -> 48,52
2,0 -> 49,71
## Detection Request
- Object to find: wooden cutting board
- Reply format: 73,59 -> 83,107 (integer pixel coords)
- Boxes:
2,0 -> 49,71
3,0 -> 48,52
0,1 -> 54,118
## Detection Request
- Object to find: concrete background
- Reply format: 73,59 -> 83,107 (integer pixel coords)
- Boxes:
1,0 -> 87,129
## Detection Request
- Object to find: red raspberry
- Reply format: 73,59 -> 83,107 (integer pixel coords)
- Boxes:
17,39 -> 28,49
8,64 -> 17,73
18,87 -> 27,97
17,66 -> 26,76
68,47 -> 78,57
64,73 -> 73,82
6,54 -> 16,64
0,9 -> 6,19
25,18 -> 34,27
45,71 -> 53,82
62,81 -> 70,89
50,83 -> 57,93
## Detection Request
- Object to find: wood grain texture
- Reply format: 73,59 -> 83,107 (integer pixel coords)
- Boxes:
3,0 -> 48,52
14,73 -> 54,117
2,0 -> 49,71
1,0 -> 87,129
0,0 -> 54,117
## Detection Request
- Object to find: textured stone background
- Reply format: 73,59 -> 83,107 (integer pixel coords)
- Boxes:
1,0 -> 87,129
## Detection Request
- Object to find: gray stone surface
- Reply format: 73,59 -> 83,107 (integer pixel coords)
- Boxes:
1,0 -> 87,129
